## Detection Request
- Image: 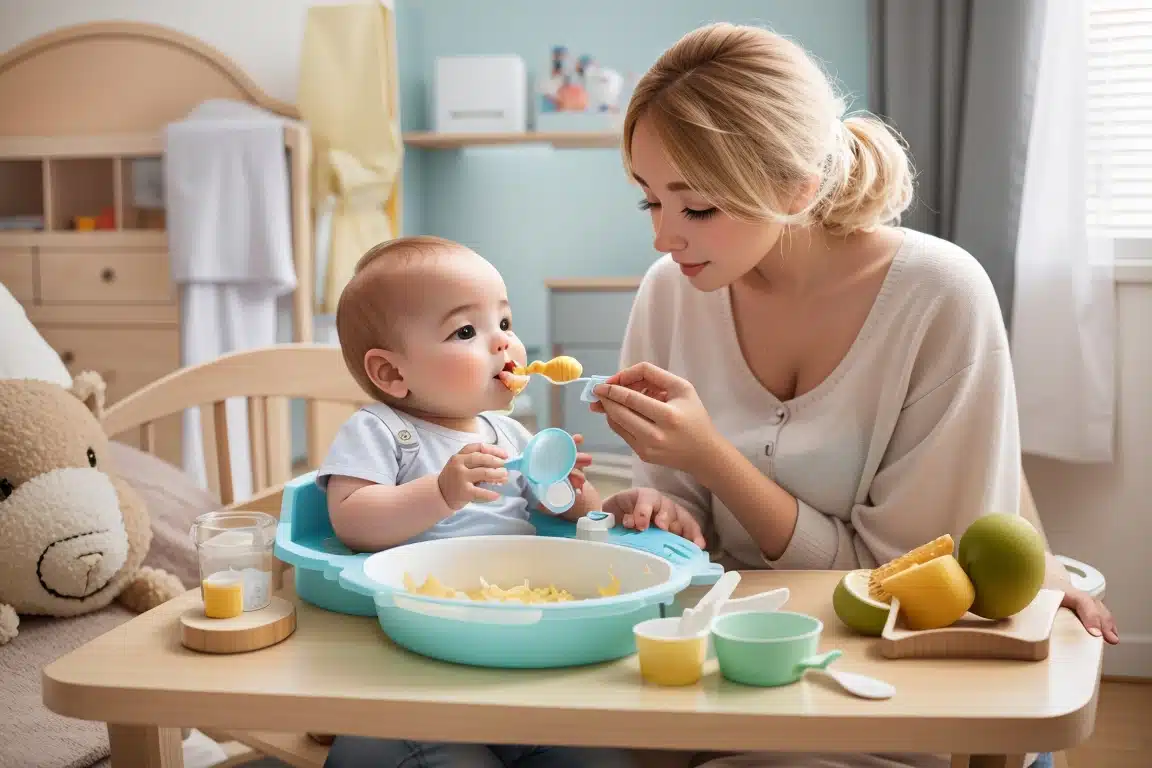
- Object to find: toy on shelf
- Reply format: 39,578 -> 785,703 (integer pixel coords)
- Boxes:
180,511 -> 296,654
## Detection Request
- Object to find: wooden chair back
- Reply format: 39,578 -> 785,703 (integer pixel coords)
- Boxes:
101,343 -> 372,506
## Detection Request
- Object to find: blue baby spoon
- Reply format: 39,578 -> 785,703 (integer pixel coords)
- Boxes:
504,428 -> 578,514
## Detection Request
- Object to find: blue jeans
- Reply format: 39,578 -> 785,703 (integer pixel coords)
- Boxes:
323,737 -> 640,768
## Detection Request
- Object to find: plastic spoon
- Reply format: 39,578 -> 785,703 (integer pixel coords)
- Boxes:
528,374 -> 611,404
812,667 -> 896,700
679,571 -> 742,636
716,587 -> 790,615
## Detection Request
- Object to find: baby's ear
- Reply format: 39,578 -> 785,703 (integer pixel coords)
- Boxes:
69,371 -> 107,419
364,349 -> 408,399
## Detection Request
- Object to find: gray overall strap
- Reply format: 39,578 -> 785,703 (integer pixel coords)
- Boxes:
371,405 -> 421,484
480,414 -> 519,449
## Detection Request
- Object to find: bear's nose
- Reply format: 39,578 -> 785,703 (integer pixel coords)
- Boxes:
78,553 -> 102,570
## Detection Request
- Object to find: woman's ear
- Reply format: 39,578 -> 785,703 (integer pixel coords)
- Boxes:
364,349 -> 408,399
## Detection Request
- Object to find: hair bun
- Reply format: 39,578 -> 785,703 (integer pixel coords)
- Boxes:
819,115 -> 915,235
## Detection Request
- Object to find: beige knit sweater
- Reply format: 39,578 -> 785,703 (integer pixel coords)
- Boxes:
622,228 -> 1021,574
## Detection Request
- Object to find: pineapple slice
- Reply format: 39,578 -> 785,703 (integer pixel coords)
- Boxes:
868,534 -> 955,603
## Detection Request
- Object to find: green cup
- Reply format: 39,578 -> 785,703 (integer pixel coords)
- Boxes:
711,610 -> 842,687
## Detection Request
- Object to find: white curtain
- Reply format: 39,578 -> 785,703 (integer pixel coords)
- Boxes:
1011,0 -> 1117,463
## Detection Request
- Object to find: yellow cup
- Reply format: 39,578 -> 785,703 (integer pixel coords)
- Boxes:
633,617 -> 709,686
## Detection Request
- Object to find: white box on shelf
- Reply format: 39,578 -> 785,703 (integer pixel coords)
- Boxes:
434,55 -> 527,134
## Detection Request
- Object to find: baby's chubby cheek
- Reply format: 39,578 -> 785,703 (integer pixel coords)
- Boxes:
435,352 -> 493,394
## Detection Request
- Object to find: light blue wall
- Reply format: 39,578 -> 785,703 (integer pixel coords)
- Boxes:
393,0 -> 871,353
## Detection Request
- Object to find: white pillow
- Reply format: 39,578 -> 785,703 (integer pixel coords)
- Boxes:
0,282 -> 72,386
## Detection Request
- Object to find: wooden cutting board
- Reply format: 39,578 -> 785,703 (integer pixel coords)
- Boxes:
878,588 -> 1064,661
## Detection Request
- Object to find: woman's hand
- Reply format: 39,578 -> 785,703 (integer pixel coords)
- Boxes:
590,362 -> 720,476
1063,587 -> 1119,644
603,487 -> 706,548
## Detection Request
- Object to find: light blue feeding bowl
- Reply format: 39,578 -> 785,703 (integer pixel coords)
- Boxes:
274,471 -> 725,667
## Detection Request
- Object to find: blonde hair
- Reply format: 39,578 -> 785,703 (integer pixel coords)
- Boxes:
335,235 -> 462,401
623,23 -> 914,236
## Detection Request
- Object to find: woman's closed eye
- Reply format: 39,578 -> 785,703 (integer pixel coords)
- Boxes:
636,198 -> 717,221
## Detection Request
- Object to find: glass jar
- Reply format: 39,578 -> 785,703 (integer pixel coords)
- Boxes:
190,511 -> 278,612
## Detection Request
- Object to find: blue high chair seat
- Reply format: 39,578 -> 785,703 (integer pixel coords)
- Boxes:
273,472 -> 724,616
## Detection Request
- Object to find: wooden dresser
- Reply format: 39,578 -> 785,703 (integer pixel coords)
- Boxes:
0,23 -> 313,472
0,144 -> 184,464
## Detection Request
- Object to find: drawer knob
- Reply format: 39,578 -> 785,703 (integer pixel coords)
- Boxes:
61,350 -> 74,365
100,267 -> 116,283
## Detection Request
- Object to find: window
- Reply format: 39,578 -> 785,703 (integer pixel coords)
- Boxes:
1086,0 -> 1152,241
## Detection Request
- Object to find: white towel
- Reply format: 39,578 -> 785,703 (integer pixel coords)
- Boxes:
162,99 -> 299,498
164,99 -> 296,291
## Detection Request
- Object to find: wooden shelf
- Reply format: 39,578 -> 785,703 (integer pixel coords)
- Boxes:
0,134 -> 168,235
403,131 -> 621,149
0,230 -> 166,247
0,133 -> 162,158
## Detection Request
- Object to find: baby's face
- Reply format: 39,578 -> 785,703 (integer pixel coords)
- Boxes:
385,252 -> 527,418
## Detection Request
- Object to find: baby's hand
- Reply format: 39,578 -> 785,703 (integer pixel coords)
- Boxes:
438,443 -> 509,510
603,487 -> 706,549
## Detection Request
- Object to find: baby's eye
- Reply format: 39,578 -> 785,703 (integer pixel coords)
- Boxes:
453,325 -> 476,341
500,318 -> 512,332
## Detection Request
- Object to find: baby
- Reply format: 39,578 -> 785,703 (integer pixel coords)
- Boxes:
318,235 -> 639,768
320,235 -> 599,552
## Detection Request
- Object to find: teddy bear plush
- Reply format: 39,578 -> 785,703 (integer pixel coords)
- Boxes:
0,370 -> 186,644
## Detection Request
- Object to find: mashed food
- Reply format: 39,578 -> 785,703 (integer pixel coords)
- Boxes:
404,572 -> 621,603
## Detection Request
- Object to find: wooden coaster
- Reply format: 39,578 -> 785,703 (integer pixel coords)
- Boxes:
879,588 -> 1063,661
180,596 -> 296,654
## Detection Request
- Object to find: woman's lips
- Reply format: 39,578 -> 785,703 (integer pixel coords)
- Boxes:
679,261 -> 708,277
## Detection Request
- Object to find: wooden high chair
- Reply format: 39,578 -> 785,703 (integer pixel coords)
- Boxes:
101,343 -> 369,767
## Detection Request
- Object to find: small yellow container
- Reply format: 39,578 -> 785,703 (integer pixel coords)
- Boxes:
633,616 -> 709,686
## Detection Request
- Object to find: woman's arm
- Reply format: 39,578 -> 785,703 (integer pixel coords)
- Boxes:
610,261 -> 715,536
598,345 -> 1022,570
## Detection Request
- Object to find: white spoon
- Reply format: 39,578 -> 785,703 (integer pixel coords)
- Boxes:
814,667 -> 896,700
717,587 -> 790,615
679,571 -> 742,636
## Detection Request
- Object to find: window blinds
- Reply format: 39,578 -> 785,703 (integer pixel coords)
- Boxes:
1087,0 -> 1152,239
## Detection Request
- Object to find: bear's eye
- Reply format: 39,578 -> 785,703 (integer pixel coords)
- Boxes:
0,478 -> 13,501
87,448 -> 97,468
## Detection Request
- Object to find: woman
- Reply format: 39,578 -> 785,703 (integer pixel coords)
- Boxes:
590,21 -> 1117,768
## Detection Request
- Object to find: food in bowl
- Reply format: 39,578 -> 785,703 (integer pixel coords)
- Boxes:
403,571 -> 621,603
